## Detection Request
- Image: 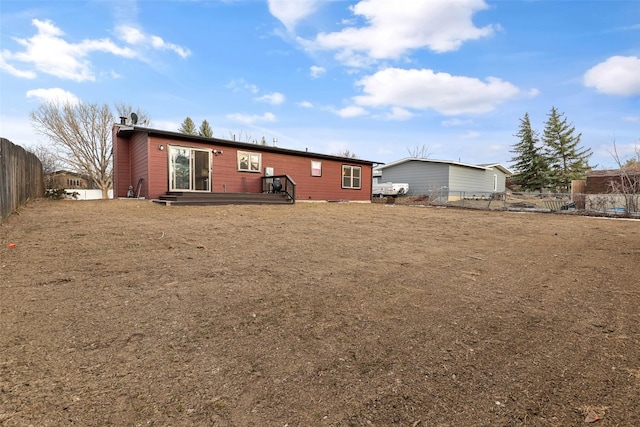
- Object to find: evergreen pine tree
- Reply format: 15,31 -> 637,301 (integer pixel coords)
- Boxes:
178,117 -> 197,135
542,107 -> 592,192
510,113 -> 550,191
198,120 -> 213,138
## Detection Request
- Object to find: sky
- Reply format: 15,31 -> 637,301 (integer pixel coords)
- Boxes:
0,0 -> 639,169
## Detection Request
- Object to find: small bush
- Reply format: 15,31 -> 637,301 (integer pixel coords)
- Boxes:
45,189 -> 79,200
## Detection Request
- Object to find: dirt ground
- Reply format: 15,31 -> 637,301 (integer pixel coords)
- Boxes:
1,199 -> 639,426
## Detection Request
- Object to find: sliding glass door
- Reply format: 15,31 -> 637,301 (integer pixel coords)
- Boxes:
169,146 -> 211,191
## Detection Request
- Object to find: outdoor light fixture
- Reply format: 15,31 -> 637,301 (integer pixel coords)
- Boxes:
213,150 -> 223,155
159,145 -> 164,151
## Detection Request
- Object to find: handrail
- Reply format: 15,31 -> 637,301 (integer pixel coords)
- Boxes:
262,174 -> 296,203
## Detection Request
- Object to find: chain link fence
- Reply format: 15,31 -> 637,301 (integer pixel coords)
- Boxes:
382,190 -> 640,217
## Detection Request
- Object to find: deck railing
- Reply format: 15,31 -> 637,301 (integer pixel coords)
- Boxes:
262,174 -> 296,202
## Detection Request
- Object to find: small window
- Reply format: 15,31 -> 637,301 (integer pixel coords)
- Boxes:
342,165 -> 361,189
493,174 -> 498,192
237,151 -> 261,172
311,160 -> 322,177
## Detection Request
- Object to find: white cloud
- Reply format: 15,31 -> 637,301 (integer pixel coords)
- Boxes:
0,115 -> 47,148
150,35 -> 190,58
297,100 -> 314,108
227,78 -> 259,94
0,55 -> 37,79
622,116 -> 639,122
26,88 -> 80,105
584,55 -> 640,96
301,0 -> 495,66
606,142 -> 640,160
267,0 -> 322,32
335,105 -> 368,118
115,26 -> 147,45
353,67 -> 526,115
115,25 -> 191,58
0,19 -> 190,82
441,118 -> 473,127
256,92 -> 285,105
461,130 -> 481,139
383,106 -> 413,121
226,112 -> 277,124
1,19 -> 137,82
310,65 -> 325,78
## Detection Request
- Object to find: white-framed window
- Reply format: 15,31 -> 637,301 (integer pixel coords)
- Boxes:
342,165 -> 361,189
493,174 -> 498,191
237,151 -> 261,172
311,160 -> 322,177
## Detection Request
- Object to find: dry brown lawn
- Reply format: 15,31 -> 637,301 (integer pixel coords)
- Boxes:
1,199 -> 639,426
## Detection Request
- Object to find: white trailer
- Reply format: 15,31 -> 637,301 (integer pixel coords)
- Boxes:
372,182 -> 409,197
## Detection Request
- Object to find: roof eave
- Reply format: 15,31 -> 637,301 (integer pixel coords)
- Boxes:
116,125 -> 379,165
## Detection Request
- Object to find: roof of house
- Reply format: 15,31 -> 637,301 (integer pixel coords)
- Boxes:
115,124 -> 380,165
375,157 -> 513,175
49,170 -> 91,179
587,168 -> 640,178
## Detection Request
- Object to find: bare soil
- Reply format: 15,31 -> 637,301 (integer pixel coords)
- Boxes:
1,199 -> 639,426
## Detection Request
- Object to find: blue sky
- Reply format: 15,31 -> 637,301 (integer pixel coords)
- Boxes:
1,0 -> 638,169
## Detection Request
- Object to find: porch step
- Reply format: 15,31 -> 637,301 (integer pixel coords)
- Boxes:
154,192 -> 293,206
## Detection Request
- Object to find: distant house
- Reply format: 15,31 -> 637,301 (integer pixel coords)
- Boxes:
112,124 -> 377,203
375,158 -> 512,198
584,168 -> 640,213
47,170 -> 93,190
585,169 -> 640,194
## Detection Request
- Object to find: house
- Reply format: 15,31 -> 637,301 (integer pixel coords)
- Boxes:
375,158 -> 512,199
47,170 -> 93,190
584,168 -> 640,213
585,168 -> 640,194
112,124 -> 377,203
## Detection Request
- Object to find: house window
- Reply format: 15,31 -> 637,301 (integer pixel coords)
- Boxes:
311,160 -> 322,177
493,174 -> 498,192
67,178 -> 81,188
342,165 -> 361,189
237,151 -> 261,172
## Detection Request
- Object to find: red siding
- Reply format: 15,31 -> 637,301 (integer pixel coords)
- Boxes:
115,129 -> 374,201
129,132 -> 150,198
113,129 -> 131,198
147,136 -> 169,198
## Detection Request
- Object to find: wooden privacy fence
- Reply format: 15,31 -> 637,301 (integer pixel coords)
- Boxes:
1,138 -> 44,223
571,179 -> 586,209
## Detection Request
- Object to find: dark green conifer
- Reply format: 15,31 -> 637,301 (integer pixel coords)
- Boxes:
542,107 -> 592,192
510,112 -> 550,191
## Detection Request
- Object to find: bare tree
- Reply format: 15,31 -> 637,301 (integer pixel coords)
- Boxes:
406,144 -> 432,158
623,141 -> 640,167
608,139 -> 640,214
29,144 -> 60,175
30,102 -> 114,199
29,144 -> 61,190
114,102 -> 151,127
333,149 -> 358,159
229,130 -> 253,142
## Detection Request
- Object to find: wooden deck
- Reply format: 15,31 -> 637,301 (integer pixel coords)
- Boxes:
153,191 -> 294,206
